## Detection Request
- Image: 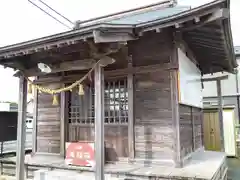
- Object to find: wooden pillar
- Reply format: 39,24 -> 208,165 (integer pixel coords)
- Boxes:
94,63 -> 105,180
128,59 -> 135,159
171,34 -> 181,168
60,90 -> 67,157
32,80 -> 38,154
171,70 -> 181,167
16,75 -> 28,180
217,79 -> 225,151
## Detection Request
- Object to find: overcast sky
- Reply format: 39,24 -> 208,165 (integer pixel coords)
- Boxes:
0,0 -> 239,102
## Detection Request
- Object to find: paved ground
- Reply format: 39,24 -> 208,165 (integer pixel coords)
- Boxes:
0,157 -> 236,180
227,158 -> 240,180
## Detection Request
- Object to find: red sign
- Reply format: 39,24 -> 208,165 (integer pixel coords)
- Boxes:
65,142 -> 95,167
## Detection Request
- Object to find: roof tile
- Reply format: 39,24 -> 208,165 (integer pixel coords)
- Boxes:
107,6 -> 190,25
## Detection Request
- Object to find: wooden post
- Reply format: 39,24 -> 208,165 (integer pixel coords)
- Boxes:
171,70 -> 181,167
217,79 -> 225,151
191,108 -> 196,151
94,63 -> 105,180
60,90 -> 66,157
16,75 -> 28,180
32,81 -> 38,154
171,34 -> 181,168
128,59 -> 135,159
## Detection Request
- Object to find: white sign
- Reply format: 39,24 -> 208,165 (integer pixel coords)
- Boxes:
178,48 -> 203,108
0,102 -> 10,111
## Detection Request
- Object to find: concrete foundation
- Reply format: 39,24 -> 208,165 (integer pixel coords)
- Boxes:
0,151 -> 228,180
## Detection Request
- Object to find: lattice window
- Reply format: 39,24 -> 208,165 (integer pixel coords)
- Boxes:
104,79 -> 128,124
68,78 -> 128,125
69,85 -> 94,125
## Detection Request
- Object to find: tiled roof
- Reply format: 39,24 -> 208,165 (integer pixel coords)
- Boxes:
0,0 -> 235,74
105,6 -> 190,25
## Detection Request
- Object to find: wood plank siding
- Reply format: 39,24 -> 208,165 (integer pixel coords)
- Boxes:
192,107 -> 203,150
130,30 -> 175,163
36,83 -> 61,154
179,104 -> 203,159
128,31 -> 172,67
134,71 -> 174,162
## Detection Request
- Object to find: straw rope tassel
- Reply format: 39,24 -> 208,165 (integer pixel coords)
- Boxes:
52,94 -> 59,106
78,84 -> 84,95
24,60 -> 101,96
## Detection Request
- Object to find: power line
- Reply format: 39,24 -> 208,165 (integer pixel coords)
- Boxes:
28,0 -> 72,29
38,0 -> 74,25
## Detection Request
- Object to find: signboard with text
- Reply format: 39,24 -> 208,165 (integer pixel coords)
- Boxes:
65,142 -> 95,167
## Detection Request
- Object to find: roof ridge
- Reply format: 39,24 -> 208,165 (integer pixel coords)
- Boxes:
75,0 -> 175,28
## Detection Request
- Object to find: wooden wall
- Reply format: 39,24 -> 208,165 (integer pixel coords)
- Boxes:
128,31 -> 172,67
179,105 -> 193,159
192,107 -> 203,150
36,83 -> 62,153
134,71 -> 174,162
179,104 -> 203,159
129,30 -> 175,164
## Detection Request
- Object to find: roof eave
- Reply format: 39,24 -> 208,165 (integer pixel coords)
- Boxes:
136,0 -> 227,30
0,23 -> 135,59
135,0 -> 236,74
223,0 -> 237,72
0,0 -> 227,57
222,18 -> 237,73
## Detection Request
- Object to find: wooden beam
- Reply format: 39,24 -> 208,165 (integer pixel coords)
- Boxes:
202,74 -> 228,82
179,8 -> 229,32
32,77 -> 38,154
206,8 -> 229,23
15,57 -> 116,77
16,59 -> 96,77
94,63 -> 105,180
16,75 -> 28,180
32,63 -> 177,85
127,58 -> 135,160
93,28 -> 136,43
